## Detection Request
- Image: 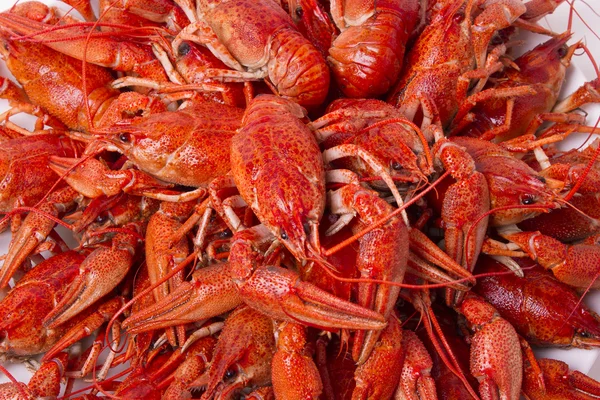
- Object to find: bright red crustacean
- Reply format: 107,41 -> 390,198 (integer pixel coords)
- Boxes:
0,0 -> 599,397
213,94 -> 388,332
0,251 -> 85,357
450,32 -> 588,141
475,256 -> 600,347
327,0 -> 422,98
388,0 -> 527,128
173,0 -> 330,108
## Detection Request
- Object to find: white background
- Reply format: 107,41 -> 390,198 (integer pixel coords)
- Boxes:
0,0 -> 600,393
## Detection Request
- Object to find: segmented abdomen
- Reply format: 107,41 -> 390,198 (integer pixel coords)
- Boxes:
268,29 -> 330,108
329,12 -> 410,98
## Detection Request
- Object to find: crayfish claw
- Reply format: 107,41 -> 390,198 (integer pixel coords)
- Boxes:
43,229 -> 138,328
0,224 -> 46,288
123,262 -> 241,333
240,265 -> 387,331
524,358 -> 600,399
1,187 -> 80,288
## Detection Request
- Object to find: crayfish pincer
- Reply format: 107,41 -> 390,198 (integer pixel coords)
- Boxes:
0,251 -> 86,357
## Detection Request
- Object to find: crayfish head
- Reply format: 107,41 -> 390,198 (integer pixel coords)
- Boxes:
274,217 -> 312,262
0,33 -> 24,65
100,126 -> 139,156
0,35 -> 9,61
197,306 -> 275,399
572,324 -> 600,348
99,96 -> 174,155
265,196 -> 323,263
478,156 -> 560,226
0,283 -> 59,357
514,31 -> 577,92
251,162 -> 325,263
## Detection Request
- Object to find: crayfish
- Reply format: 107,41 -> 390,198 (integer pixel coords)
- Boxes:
1,0 -> 600,399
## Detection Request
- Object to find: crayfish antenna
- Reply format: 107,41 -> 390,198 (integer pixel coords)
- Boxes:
563,117 -> 600,201
405,288 -> 481,400
552,266 -> 600,346
566,0 -> 600,42
0,363 -> 31,399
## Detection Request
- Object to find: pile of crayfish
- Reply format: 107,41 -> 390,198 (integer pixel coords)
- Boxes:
1,0 -> 600,398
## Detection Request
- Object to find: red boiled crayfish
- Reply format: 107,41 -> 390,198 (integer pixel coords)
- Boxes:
173,0 -> 330,108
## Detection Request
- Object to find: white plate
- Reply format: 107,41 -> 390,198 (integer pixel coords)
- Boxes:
0,0 -> 600,393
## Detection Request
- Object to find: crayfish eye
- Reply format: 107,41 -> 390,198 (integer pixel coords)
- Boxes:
119,132 -> 131,143
295,6 -> 303,18
391,161 -> 402,171
303,222 -> 311,235
490,35 -> 503,46
96,214 -> 107,223
178,42 -> 191,56
280,231 -> 288,240
521,194 -> 535,205
558,45 -> 568,58
224,369 -> 236,379
453,12 -> 465,23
